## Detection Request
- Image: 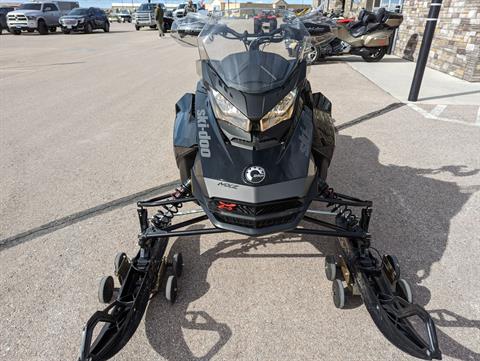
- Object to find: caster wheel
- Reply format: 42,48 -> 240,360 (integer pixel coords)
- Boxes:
324,255 -> 338,281
396,278 -> 413,303
98,276 -> 114,304
165,275 -> 177,304
114,252 -> 127,272
172,253 -> 183,277
332,279 -> 346,309
114,252 -> 129,283
384,254 -> 400,282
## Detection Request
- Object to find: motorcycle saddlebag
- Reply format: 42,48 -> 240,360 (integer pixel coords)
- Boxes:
383,11 -> 403,28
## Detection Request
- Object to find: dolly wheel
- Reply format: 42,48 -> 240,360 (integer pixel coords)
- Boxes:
384,254 -> 400,282
165,275 -> 178,304
332,279 -> 346,309
114,252 -> 127,273
98,276 -> 115,304
324,255 -> 337,281
172,253 -> 183,277
114,252 -> 129,283
396,278 -> 413,303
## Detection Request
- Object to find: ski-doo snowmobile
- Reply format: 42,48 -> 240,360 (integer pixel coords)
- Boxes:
78,9 -> 441,361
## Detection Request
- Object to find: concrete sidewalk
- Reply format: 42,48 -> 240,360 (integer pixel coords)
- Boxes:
344,55 -> 480,106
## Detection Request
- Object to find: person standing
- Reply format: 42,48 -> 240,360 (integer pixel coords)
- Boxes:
184,0 -> 196,15
155,4 -> 164,37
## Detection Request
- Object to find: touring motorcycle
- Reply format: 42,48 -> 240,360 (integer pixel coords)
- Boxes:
303,7 -> 403,63
77,10 -> 441,361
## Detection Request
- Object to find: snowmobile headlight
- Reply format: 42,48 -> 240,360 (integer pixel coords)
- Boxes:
210,89 -> 251,132
260,90 -> 297,132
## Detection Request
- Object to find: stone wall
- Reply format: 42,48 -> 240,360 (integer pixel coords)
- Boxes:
394,0 -> 480,82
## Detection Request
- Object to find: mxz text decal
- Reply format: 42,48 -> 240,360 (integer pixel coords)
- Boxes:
217,181 -> 239,189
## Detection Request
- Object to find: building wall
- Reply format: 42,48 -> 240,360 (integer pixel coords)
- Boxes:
111,4 -> 140,11
394,0 -> 480,82
348,0 -> 369,16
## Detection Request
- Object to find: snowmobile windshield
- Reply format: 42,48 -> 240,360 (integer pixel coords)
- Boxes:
198,9 -> 309,93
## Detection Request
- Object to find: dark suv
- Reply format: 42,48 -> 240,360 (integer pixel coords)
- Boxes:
0,7 -> 15,34
59,7 -> 109,33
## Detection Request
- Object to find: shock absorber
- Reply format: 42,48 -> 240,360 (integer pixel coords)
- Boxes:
151,179 -> 191,229
323,187 -> 360,229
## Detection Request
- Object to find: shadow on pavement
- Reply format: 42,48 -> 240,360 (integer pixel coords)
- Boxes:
10,31 -> 64,36
4,30 -> 131,37
144,134 -> 479,361
419,89 -> 480,102
67,30 -> 133,34
429,309 -> 480,361
330,134 -> 480,361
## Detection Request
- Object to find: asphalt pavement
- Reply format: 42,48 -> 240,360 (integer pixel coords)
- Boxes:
1,24 -> 479,361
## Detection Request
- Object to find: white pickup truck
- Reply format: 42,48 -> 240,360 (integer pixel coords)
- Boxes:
133,2 -> 174,32
7,1 -> 78,35
134,2 -> 162,31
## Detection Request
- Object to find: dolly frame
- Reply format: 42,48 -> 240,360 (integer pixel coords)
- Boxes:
78,182 -> 441,361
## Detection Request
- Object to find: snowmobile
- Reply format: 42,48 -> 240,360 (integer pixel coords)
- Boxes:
78,10 -> 441,361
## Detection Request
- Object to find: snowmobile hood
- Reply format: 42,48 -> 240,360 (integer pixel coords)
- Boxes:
191,86 -> 317,208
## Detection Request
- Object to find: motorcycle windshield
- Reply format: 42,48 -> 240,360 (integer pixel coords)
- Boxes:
198,9 -> 309,93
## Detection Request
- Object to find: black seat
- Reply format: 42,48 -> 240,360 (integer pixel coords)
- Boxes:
347,9 -> 367,31
376,7 -> 386,23
349,8 -> 386,37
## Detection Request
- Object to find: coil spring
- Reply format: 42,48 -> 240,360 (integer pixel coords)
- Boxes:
151,182 -> 190,229
324,187 -> 359,228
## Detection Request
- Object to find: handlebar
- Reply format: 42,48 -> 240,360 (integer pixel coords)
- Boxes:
208,23 -> 304,51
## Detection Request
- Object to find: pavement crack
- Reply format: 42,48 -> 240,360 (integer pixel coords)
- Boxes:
335,102 -> 405,132
0,180 -> 179,252
1,61 -> 86,70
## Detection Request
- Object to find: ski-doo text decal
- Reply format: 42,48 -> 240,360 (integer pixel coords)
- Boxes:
196,109 -> 211,158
